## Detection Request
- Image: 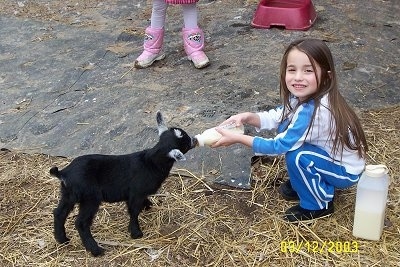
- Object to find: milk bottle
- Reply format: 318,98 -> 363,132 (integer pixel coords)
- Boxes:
352,165 -> 390,241
194,122 -> 244,147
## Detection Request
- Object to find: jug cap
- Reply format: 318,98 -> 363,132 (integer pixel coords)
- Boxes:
365,164 -> 388,178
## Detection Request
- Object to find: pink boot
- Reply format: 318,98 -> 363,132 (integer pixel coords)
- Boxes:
134,27 -> 165,69
182,28 -> 210,69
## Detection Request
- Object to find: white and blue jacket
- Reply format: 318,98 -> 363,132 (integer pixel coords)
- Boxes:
252,94 -> 365,175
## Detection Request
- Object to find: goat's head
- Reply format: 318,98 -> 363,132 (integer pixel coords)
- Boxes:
156,111 -> 195,161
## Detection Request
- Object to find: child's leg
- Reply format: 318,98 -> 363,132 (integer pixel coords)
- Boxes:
286,143 -> 359,211
182,3 -> 198,28
134,0 -> 168,68
151,0 -> 168,28
181,3 -> 210,69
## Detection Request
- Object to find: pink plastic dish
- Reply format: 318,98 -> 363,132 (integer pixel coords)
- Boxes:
251,0 -> 317,31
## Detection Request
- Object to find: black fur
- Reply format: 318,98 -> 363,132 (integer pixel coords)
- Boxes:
50,111 -> 194,256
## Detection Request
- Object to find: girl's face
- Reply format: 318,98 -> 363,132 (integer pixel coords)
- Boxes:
285,48 -> 321,101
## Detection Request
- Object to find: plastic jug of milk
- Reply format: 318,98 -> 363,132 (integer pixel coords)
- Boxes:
352,164 -> 390,241
195,122 -> 244,147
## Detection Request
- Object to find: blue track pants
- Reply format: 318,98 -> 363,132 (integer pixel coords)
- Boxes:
286,143 -> 360,210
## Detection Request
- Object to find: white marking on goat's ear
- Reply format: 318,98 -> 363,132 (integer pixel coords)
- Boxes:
174,129 -> 183,138
168,149 -> 186,161
156,111 -> 168,136
158,125 -> 168,136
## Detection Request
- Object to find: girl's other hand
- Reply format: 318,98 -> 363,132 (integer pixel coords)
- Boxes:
210,127 -> 239,148
211,124 -> 254,149
218,114 -> 246,128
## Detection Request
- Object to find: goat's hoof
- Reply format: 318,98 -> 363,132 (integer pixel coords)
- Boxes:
131,231 -> 143,239
55,236 -> 70,244
143,198 -> 153,210
90,246 -> 105,257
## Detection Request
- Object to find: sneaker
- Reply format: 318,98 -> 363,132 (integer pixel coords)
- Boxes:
278,180 -> 299,201
134,51 -> 165,69
284,201 -> 334,223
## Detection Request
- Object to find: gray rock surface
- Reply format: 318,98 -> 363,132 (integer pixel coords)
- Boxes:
0,0 -> 398,186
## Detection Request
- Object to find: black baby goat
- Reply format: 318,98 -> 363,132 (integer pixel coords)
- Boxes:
50,111 -> 195,256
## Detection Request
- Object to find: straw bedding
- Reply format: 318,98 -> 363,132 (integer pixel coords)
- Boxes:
1,105 -> 399,267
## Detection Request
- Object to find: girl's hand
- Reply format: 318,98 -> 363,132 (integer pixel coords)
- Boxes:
211,127 -> 238,148
211,112 -> 257,148
211,127 -> 254,148
218,114 -> 246,128
218,112 -> 260,129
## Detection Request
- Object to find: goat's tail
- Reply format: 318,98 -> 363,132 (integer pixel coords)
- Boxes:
49,167 -> 61,178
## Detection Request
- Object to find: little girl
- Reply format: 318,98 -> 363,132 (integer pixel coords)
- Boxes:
134,0 -> 209,69
212,38 -> 368,222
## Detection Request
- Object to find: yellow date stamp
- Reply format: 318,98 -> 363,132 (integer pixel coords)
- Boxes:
280,240 -> 359,254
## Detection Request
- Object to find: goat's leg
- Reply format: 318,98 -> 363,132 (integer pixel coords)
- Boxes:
127,197 -> 145,238
143,198 -> 153,211
53,195 -> 75,244
75,200 -> 104,257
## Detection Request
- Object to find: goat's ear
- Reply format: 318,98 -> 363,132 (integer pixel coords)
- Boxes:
156,111 -> 168,136
168,149 -> 186,161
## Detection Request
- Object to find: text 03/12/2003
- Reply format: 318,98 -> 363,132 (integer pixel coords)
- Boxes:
280,240 -> 359,254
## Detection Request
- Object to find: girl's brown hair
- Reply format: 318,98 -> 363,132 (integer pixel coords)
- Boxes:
279,38 -> 368,158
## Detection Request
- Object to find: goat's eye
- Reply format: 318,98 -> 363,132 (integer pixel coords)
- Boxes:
174,129 -> 183,138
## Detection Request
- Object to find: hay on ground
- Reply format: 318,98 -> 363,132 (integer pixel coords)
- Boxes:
0,105 -> 399,266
